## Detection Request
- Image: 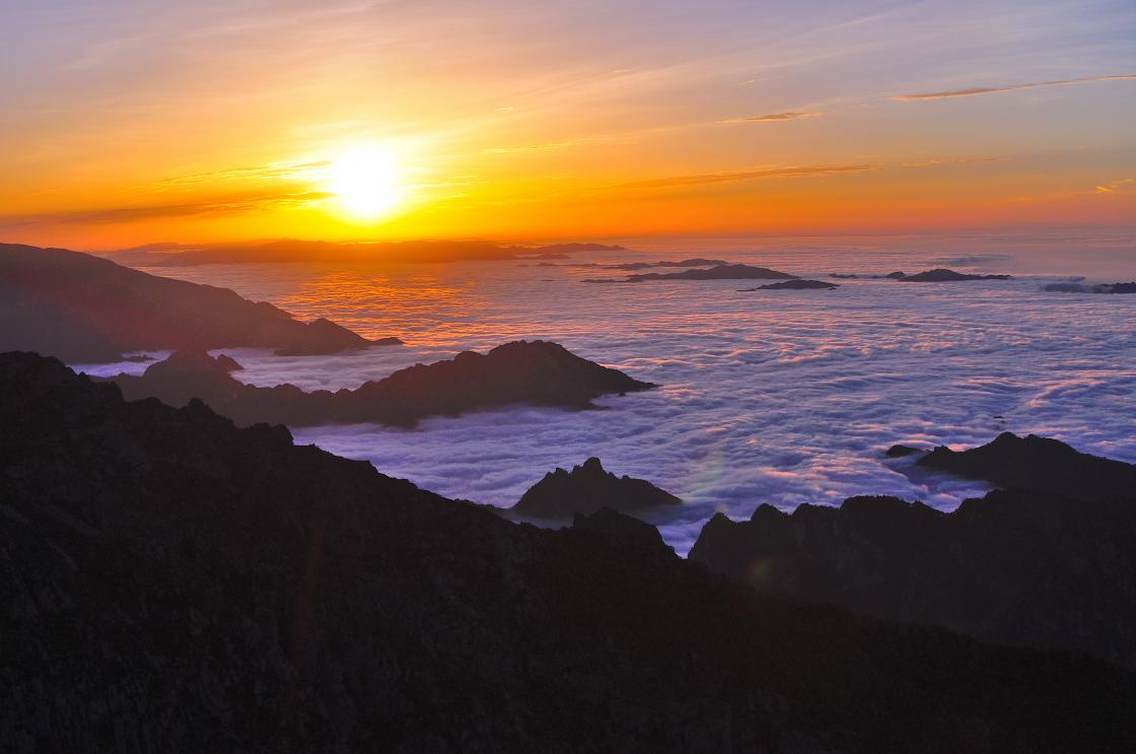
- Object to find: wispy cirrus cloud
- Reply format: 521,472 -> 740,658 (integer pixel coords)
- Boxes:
0,189 -> 331,227
615,155 -> 1008,194
894,74 -> 1136,101
1095,177 -> 1135,194
719,111 -> 822,124
619,163 -> 875,191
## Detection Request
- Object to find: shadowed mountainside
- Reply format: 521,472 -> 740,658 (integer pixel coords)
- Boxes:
0,243 -> 395,362
512,457 -> 682,519
111,341 -> 654,427
3,351 -> 1135,753
913,432 -> 1136,500
689,489 -> 1136,668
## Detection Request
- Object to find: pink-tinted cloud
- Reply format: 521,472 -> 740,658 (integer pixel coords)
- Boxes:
894,74 -> 1136,101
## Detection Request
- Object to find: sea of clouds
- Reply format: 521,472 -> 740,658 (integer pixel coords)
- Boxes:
79,233 -> 1136,554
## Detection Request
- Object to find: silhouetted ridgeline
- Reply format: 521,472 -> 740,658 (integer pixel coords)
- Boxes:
690,434 -> 1136,668
111,341 -> 654,427
0,243 -> 396,362
626,263 -> 797,282
109,239 -> 625,267
897,268 -> 1013,282
3,351 -> 1135,753
913,432 -> 1136,500
512,457 -> 681,518
741,279 -> 838,291
828,269 -> 1011,282
1044,281 -> 1136,294
583,263 -> 799,284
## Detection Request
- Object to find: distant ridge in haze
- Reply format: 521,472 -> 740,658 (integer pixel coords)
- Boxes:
108,239 -> 626,267
0,243 -> 395,362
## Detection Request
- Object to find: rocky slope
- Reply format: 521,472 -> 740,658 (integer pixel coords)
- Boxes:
512,457 -> 682,518
0,243 -> 394,361
690,489 -> 1136,668
913,432 -> 1136,499
111,341 -> 655,427
4,351 -> 1135,752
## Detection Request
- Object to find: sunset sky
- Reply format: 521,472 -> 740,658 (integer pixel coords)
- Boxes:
2,0 -> 1134,249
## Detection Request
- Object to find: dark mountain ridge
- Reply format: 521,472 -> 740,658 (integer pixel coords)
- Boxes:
512,457 -> 682,518
913,432 -> 1136,500
689,488 -> 1136,669
110,341 -> 655,427
0,243 -> 394,362
3,350 -> 1134,752
626,263 -> 797,282
108,239 -> 625,267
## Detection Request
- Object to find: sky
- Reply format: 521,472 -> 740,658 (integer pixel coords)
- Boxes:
1,0 -> 1134,249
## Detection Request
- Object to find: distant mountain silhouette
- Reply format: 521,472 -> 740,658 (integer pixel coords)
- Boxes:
690,488 -> 1136,668
109,239 -> 624,266
914,432 -> 1136,500
741,279 -> 838,291
604,258 -> 729,271
111,341 -> 655,427
3,350 -> 1133,752
897,268 -> 1013,282
1044,281 -> 1136,294
0,243 -> 395,362
512,457 -> 681,518
831,271 -> 906,279
620,264 -> 797,282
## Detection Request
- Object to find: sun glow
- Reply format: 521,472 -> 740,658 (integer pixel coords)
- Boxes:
325,144 -> 407,221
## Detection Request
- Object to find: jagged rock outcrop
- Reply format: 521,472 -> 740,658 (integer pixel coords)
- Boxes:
3,350 -> 1134,752
741,279 -> 838,291
512,457 -> 681,518
885,444 -> 920,458
915,432 -> 1136,500
0,243 -> 396,361
111,341 -> 655,427
689,489 -> 1136,668
896,268 -> 1013,282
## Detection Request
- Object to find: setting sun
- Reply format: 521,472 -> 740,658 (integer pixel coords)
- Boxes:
325,144 -> 406,221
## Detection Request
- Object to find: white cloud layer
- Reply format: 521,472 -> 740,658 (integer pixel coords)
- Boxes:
77,234 -> 1136,555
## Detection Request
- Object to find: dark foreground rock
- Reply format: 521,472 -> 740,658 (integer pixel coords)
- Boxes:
916,432 -> 1136,500
742,279 -> 838,291
3,351 -> 1135,753
897,268 -> 1013,282
111,341 -> 655,427
624,264 -> 797,282
0,243 -> 393,361
512,457 -> 681,518
690,489 -> 1136,669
